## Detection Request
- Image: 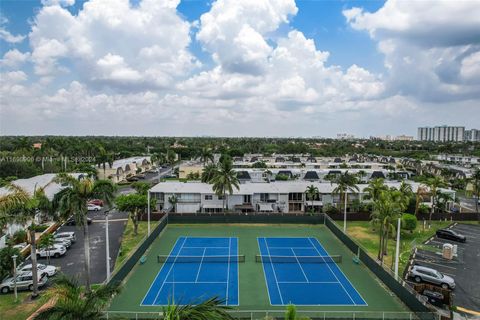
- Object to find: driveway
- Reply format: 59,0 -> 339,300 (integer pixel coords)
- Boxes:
36,208 -> 128,284
410,223 -> 480,315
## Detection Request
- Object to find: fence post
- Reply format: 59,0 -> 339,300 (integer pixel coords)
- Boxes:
382,312 -> 385,320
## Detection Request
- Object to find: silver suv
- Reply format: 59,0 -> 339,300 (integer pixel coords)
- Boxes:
0,272 -> 48,294
410,265 -> 455,289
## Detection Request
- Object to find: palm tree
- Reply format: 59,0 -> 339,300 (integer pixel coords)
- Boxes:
197,147 -> 214,165
39,233 -> 55,265
162,297 -> 234,320
370,191 -> 402,263
331,171 -> 359,232
414,185 -> 428,216
364,178 -> 388,202
305,185 -> 319,214
0,184 -> 50,298
33,275 -> 121,320
426,176 -> 446,223
53,174 -> 116,292
211,156 -> 240,213
168,195 -> 178,213
436,191 -> 454,214
201,163 -> 218,183
470,168 -> 480,218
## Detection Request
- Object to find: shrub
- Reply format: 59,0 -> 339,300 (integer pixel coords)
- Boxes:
11,229 -> 27,244
0,246 -> 24,279
275,174 -> 289,181
417,204 -> 430,215
402,214 -> 417,232
32,224 -> 48,232
324,204 -> 340,215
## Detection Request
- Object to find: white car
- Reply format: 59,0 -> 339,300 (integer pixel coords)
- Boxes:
53,238 -> 71,248
18,263 -> 57,277
0,272 -> 48,294
36,244 -> 66,258
54,232 -> 76,243
87,204 -> 102,211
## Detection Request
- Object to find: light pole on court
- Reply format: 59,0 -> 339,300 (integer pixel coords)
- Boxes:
105,210 -> 111,282
12,255 -> 18,301
147,191 -> 151,236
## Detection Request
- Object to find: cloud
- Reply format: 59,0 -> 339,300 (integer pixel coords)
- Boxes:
28,0 -> 198,89
41,0 -> 75,6
1,49 -> 30,68
343,0 -> 480,102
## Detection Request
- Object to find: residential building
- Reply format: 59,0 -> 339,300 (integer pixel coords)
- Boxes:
97,156 -> 151,183
149,181 -> 453,214
464,129 -> 480,142
417,126 -> 465,142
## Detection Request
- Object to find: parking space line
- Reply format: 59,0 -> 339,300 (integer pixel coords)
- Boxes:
414,259 -> 457,270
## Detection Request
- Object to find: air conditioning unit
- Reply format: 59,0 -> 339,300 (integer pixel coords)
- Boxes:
442,243 -> 453,260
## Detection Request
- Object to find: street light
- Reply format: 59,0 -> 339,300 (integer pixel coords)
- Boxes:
104,210 -> 111,282
12,255 -> 18,302
147,191 -> 151,236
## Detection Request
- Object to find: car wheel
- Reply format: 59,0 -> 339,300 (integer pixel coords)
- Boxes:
28,284 -> 34,291
441,283 -> 449,289
54,253 -> 60,258
414,276 -> 422,283
1,286 -> 10,294
95,208 -> 99,211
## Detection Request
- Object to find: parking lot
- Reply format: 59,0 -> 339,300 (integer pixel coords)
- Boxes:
409,223 -> 480,314
36,208 -> 128,285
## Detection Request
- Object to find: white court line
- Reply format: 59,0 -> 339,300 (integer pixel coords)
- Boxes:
291,248 -> 310,283
194,248 -> 207,283
264,238 -> 285,305
309,238 -> 368,306
268,246 -> 317,249
153,237 -> 188,305
226,237 -> 231,304
164,281 -> 228,284
307,238 -> 356,305
182,246 -> 230,249
141,236 -> 184,306
278,281 -> 339,284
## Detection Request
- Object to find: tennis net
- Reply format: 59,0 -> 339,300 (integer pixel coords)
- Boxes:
157,255 -> 246,263
255,255 -> 342,263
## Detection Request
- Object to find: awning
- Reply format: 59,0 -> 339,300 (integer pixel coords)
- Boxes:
235,204 -> 254,210
202,203 -> 224,209
258,203 -> 273,211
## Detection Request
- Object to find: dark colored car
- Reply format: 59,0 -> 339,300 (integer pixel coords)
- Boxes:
421,290 -> 445,307
66,217 -> 92,226
88,199 -> 104,206
436,229 -> 466,243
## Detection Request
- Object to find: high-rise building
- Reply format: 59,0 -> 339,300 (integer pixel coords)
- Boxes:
417,126 -> 465,142
464,129 -> 480,142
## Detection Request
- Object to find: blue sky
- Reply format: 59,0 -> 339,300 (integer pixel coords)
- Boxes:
0,0 -> 479,137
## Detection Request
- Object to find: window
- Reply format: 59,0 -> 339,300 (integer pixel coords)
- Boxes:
288,193 -> 303,201
218,195 -> 225,200
260,193 -> 269,202
243,195 -> 251,203
204,195 -> 213,200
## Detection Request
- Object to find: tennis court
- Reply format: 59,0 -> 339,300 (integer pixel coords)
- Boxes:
141,237 -> 239,306
258,237 -> 367,306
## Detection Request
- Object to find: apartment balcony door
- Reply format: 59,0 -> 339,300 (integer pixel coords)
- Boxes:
243,195 -> 251,204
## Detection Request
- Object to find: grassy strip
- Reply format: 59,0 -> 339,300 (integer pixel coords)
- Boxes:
343,220 -> 452,275
114,220 -> 152,271
0,291 -> 52,320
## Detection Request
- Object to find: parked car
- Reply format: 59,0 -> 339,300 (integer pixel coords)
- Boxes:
0,272 -> 48,294
17,263 -> 57,277
436,229 -> 466,243
37,244 -> 66,258
66,216 -> 92,225
88,199 -> 104,206
410,265 -> 456,289
136,173 -> 146,179
53,238 -> 71,248
421,289 -> 445,307
87,204 -> 102,211
126,176 -> 139,182
54,231 -> 76,243
12,243 -> 27,251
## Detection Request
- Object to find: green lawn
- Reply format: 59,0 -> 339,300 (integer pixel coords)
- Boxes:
342,220 -> 452,276
0,291 -> 51,320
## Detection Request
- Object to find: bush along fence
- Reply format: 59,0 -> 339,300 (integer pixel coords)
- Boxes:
323,214 -> 436,320
108,214 -> 169,286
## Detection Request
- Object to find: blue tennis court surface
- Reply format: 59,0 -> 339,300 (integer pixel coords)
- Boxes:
141,237 -> 239,306
258,237 -> 367,306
